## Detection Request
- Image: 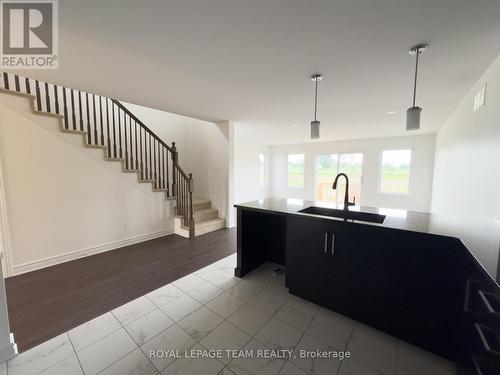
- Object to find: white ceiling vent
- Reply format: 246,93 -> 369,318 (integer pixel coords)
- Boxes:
473,84 -> 487,111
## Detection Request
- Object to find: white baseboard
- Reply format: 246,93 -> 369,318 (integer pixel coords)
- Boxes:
11,227 -> 174,276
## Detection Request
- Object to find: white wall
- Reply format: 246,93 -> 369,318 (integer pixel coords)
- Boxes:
234,125 -> 270,204
270,134 -> 435,212
431,54 -> 500,219
0,97 -> 175,275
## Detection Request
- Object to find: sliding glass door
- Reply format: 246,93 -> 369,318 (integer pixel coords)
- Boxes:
315,153 -> 363,205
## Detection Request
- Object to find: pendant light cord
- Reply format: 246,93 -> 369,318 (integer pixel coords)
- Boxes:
314,78 -> 318,121
412,49 -> 420,107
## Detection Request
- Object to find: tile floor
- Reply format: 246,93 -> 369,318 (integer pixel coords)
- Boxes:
6,253 -> 457,375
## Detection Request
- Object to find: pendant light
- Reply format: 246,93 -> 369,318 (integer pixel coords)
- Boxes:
310,74 -> 323,139
406,44 -> 428,130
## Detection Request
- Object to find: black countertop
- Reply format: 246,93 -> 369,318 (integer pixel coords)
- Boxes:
235,198 -> 500,286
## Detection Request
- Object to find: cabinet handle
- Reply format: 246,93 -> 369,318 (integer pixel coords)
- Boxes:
324,233 -> 328,253
331,234 -> 335,255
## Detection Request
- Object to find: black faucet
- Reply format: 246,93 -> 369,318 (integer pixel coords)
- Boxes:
332,173 -> 355,209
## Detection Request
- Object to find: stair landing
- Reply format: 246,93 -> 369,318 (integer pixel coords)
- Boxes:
175,197 -> 226,237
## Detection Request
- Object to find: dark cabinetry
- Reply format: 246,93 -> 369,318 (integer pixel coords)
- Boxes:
286,215 -> 464,361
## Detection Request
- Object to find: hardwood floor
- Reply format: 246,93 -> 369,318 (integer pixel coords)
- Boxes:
5,228 -> 236,352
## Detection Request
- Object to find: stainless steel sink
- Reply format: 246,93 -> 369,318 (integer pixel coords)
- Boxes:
299,206 -> 386,223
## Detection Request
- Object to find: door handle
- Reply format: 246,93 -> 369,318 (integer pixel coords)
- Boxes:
324,233 -> 328,253
331,234 -> 335,255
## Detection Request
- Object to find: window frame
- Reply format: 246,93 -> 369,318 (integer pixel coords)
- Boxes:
286,153 -> 306,190
377,148 -> 413,196
258,153 -> 268,191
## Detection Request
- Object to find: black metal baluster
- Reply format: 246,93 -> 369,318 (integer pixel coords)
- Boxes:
2,72 -> 9,89
85,92 -> 91,144
153,139 -> 157,187
112,102 -> 117,157
134,121 -> 139,169
148,135 -> 152,179
92,94 -> 98,145
62,87 -> 69,129
54,85 -> 60,114
25,77 -> 31,94
35,80 -> 42,110
44,82 -> 50,112
129,117 -> 134,169
78,91 -> 84,131
139,127 -> 144,177
123,113 -> 129,168
106,99 -> 111,157
99,97 -> 104,145
161,147 -> 165,189
166,149 -> 170,196
118,108 -> 123,158
14,75 -> 20,92
70,89 -> 76,130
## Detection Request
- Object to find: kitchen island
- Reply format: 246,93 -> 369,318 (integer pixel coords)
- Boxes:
234,198 -> 500,373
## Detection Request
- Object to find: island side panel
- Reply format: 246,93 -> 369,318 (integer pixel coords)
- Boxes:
235,208 -> 287,277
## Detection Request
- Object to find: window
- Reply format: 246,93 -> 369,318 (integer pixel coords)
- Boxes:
315,154 -> 338,202
315,153 -> 363,204
287,154 -> 305,188
380,149 -> 412,194
258,153 -> 267,189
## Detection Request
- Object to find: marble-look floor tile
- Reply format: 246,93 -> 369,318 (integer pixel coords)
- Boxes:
306,309 -> 354,350
7,333 -> 74,375
161,344 -> 224,375
76,328 -> 137,375
337,358 -> 383,375
146,284 -> 184,307
228,303 -> 272,336
218,368 -> 237,375
206,292 -> 246,318
249,289 -> 287,315
397,341 -> 456,375
279,361 -> 308,375
209,273 -> 241,290
125,309 -> 174,345
100,348 -> 157,375
255,317 -> 303,351
199,322 -> 251,364
291,334 -> 342,375
68,312 -> 121,351
113,296 -> 157,326
172,274 -> 206,292
178,306 -> 224,341
160,294 -> 202,322
39,355 -> 83,375
195,266 -> 229,282
228,280 -> 263,302
140,325 -> 196,372
227,339 -> 286,375
275,299 -> 320,331
188,282 -> 225,305
347,324 -> 397,375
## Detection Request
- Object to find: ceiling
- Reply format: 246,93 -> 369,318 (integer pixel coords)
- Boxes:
23,0 -> 500,144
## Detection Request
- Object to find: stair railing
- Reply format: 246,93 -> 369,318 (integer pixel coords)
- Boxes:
0,72 -> 195,237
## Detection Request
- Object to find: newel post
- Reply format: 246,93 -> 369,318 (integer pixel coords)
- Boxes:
188,173 -> 195,238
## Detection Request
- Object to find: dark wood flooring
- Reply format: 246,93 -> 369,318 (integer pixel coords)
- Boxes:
5,228 -> 236,352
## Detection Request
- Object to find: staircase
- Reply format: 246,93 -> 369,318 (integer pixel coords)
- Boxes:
175,197 -> 226,237
0,72 -> 225,238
